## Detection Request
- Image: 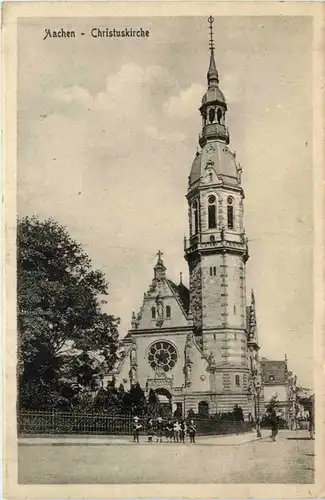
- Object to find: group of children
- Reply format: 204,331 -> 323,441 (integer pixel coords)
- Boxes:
132,416 -> 197,444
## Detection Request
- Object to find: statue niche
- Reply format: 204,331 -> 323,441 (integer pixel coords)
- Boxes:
155,292 -> 164,327
184,332 -> 195,387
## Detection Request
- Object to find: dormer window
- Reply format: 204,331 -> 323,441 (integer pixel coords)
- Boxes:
151,307 -> 156,319
227,196 -> 234,229
269,374 -> 275,382
208,194 -> 217,229
166,305 -> 171,318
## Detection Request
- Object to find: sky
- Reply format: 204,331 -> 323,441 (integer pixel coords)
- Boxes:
18,16 -> 313,388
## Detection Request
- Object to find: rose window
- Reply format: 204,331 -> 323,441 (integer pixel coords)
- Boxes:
148,341 -> 177,372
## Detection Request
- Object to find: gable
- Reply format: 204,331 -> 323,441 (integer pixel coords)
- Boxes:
135,277 -> 189,331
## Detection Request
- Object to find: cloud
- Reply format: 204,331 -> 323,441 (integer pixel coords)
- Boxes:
164,83 -> 205,119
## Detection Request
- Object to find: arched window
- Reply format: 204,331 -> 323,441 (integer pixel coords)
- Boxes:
208,194 -> 217,229
213,266 -> 216,276
217,107 -> 223,124
235,375 -> 240,387
227,196 -> 234,229
151,307 -> 156,319
198,401 -> 209,416
166,305 -> 171,318
209,107 -> 215,124
210,267 -> 213,276
208,172 -> 213,183
193,201 -> 199,234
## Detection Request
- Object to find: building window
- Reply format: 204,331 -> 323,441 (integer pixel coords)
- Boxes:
269,374 -> 275,382
148,341 -> 177,372
235,375 -> 240,386
166,305 -> 171,318
151,307 -> 156,319
208,194 -> 217,229
227,196 -> 234,229
210,266 -> 217,277
193,201 -> 199,234
198,401 -> 209,416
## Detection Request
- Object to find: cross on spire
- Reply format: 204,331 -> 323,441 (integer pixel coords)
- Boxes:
157,250 -> 163,262
207,15 -> 219,86
208,15 -> 215,53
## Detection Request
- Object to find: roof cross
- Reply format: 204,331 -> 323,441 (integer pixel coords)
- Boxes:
208,15 -> 215,53
156,250 -> 163,262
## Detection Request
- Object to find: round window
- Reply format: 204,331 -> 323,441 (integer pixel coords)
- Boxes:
148,341 -> 178,372
227,196 -> 233,205
208,195 -> 216,204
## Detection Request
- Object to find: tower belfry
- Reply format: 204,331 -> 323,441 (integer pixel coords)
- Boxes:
184,15 -> 251,409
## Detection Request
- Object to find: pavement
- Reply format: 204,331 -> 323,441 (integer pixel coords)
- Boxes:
18,429 -> 314,484
19,430 -> 257,446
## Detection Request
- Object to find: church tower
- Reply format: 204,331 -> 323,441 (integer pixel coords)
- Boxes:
185,16 -> 250,406
106,17 -> 260,418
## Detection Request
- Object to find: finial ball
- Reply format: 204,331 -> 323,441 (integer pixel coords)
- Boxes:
208,15 -> 214,24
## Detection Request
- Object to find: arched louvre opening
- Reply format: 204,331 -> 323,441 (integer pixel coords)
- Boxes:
208,195 -> 217,229
227,196 -> 234,229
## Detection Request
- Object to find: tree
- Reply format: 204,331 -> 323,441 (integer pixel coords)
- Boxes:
17,216 -> 119,409
266,394 -> 279,414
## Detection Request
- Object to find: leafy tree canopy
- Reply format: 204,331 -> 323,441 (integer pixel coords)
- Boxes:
18,216 -> 119,409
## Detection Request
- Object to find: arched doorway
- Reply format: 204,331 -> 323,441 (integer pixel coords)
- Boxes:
155,388 -> 172,418
198,401 -> 209,417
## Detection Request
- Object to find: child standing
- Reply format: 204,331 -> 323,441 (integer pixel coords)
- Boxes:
166,419 -> 174,443
156,416 -> 164,443
180,419 -> 186,443
188,419 -> 197,443
173,420 -> 181,443
147,418 -> 154,442
132,416 -> 141,443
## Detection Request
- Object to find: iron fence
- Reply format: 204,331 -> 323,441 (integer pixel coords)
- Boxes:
18,410 -> 253,436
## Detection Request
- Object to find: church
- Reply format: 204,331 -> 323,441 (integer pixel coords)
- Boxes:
105,17 -> 261,418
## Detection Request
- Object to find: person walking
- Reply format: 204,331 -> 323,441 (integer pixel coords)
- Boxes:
132,416 -> 141,443
166,419 -> 174,443
147,418 -> 154,443
270,410 -> 279,442
180,419 -> 186,443
188,419 -> 197,443
156,416 -> 164,443
173,420 -> 181,443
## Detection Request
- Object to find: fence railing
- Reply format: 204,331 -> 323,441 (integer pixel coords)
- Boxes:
18,410 -> 253,436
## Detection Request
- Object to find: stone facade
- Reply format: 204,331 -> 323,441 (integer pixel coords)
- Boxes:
105,19 -> 261,418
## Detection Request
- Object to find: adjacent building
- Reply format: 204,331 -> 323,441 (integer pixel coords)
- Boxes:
261,355 -> 298,427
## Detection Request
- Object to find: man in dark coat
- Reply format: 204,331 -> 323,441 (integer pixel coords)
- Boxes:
270,410 -> 279,442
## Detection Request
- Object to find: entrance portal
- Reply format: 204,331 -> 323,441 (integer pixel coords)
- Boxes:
155,388 -> 172,418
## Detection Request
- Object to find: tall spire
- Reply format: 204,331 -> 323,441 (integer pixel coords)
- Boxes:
207,16 -> 219,87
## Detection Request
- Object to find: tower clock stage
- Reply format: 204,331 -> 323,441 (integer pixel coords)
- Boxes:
105,17 -> 261,418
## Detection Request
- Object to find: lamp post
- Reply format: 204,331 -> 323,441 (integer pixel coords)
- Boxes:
255,383 -> 262,438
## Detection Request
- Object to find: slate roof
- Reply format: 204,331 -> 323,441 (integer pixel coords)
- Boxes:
167,279 -> 190,315
261,359 -> 287,385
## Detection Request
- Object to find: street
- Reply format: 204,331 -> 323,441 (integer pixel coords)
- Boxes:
18,430 -> 314,484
